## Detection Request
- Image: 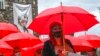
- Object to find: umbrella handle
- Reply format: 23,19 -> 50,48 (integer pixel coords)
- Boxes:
62,36 -> 68,56
63,36 -> 66,51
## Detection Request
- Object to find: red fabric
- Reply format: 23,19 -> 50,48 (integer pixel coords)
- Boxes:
0,40 -> 13,53
21,49 -> 34,56
77,35 -> 100,48
65,35 -> 93,52
2,33 -> 42,48
22,43 -> 43,56
0,23 -> 20,38
28,6 -> 98,35
5,51 -> 13,56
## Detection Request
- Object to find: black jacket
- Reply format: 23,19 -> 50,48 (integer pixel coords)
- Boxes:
42,39 -> 75,56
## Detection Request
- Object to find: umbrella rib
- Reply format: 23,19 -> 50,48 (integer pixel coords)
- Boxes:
41,15 -> 55,34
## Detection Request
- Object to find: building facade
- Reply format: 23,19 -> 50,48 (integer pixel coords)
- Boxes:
0,0 -> 38,23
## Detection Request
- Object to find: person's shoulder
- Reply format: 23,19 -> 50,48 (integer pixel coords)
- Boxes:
44,40 -> 51,44
65,39 -> 71,43
44,40 -> 52,47
65,39 -> 73,47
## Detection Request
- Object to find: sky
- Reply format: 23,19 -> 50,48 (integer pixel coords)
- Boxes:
38,0 -> 100,36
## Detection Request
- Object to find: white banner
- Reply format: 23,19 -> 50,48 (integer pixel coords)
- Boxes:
13,3 -> 33,34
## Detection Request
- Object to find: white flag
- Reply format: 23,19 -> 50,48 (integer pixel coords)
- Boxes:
13,3 -> 33,34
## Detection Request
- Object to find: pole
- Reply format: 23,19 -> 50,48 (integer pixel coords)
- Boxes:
60,2 -> 68,56
84,31 -> 86,35
97,7 -> 100,56
98,7 -> 100,14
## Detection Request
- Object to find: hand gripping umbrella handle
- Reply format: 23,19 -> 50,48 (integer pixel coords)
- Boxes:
62,36 -> 68,56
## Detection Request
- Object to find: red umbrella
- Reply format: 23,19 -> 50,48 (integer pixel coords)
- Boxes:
2,33 -> 42,48
65,35 -> 93,52
0,40 -> 13,53
22,43 -> 43,56
0,22 -> 20,38
28,6 -> 98,35
77,35 -> 100,48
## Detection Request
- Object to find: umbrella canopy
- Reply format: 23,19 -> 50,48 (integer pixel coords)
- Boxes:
2,33 -> 42,48
77,35 -> 100,48
0,40 -> 13,53
28,6 -> 98,35
65,35 -> 93,52
22,43 -> 43,56
0,22 -> 20,38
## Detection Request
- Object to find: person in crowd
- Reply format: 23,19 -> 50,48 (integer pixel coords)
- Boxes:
12,47 -> 21,56
96,48 -> 100,56
42,22 -> 75,56
87,48 -> 97,56
0,53 -> 5,56
34,48 -> 42,56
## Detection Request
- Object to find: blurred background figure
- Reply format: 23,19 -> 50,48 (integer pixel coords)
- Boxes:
18,15 -> 28,33
12,47 -> 21,56
87,48 -> 97,56
96,48 -> 100,56
0,53 -> 5,56
34,48 -> 42,56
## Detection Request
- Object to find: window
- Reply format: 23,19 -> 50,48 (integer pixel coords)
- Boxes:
0,0 -> 5,10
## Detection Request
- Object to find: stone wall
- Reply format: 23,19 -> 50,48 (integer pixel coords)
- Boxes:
0,0 -> 38,23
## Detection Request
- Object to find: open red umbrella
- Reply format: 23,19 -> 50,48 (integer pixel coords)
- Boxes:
77,35 -> 100,48
0,40 -> 13,53
28,6 -> 98,35
65,35 -> 93,52
22,43 -> 43,56
2,33 -> 42,48
0,22 -> 20,39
